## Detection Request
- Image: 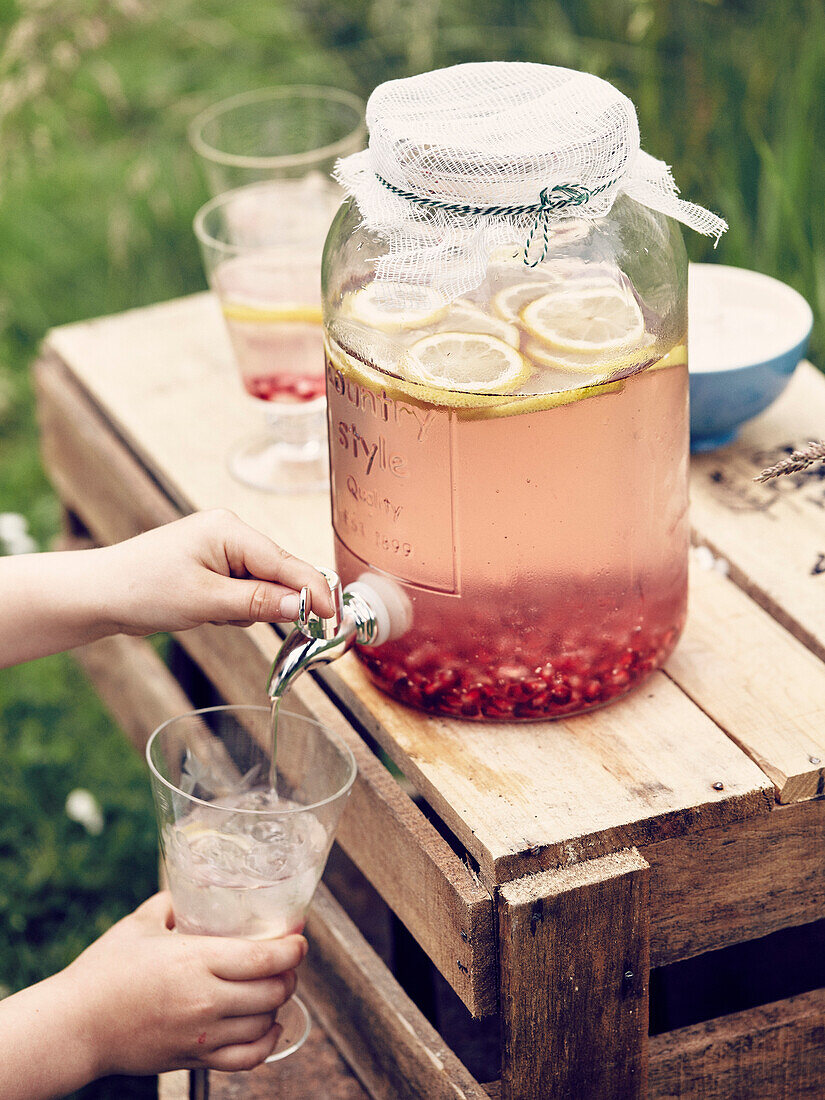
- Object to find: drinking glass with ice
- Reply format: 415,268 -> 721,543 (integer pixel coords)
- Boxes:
146,705 -> 356,1061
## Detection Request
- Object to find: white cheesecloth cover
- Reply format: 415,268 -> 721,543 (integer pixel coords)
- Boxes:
335,62 -> 727,306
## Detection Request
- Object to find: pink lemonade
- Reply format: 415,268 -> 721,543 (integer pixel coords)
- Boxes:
325,279 -> 689,721
215,253 -> 326,405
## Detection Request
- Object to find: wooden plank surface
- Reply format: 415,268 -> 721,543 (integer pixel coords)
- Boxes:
485,989 -> 825,1100
301,884 -> 491,1100
73,633 -> 194,754
644,796 -> 825,966
498,850 -> 650,1100
648,988 -> 825,1099
320,657 -> 773,886
38,323 -> 775,888
666,559 -> 825,803
690,361 -> 825,663
35,353 -> 180,541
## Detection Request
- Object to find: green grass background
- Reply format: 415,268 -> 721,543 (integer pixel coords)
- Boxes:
0,1 -> 822,1094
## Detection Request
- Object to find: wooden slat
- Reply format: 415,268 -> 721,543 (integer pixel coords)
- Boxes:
319,657 -> 773,886
301,883 -> 491,1100
666,559 -> 825,803
35,354 -> 180,540
690,362 -> 825,664
72,633 -> 194,754
498,850 -> 650,1100
648,988 -> 825,1099
158,1072 -> 188,1100
644,796 -> 825,966
485,989 -> 825,1100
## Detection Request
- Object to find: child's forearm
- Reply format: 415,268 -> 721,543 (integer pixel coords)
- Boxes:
0,972 -> 101,1099
0,548 -> 114,667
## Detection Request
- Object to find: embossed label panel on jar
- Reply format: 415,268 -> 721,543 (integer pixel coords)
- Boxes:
325,353 -> 457,593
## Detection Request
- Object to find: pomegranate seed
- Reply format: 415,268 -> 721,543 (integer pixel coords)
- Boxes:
498,665 -> 531,683
584,678 -> 603,701
550,681 -> 572,706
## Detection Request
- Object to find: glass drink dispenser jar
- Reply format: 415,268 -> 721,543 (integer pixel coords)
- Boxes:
322,62 -> 726,721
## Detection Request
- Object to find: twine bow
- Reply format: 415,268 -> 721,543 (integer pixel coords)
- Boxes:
522,184 -> 593,266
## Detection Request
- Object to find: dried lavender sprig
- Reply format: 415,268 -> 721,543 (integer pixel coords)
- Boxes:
754,441 -> 825,482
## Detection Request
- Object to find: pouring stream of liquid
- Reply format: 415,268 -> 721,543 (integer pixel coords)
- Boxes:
268,693 -> 282,793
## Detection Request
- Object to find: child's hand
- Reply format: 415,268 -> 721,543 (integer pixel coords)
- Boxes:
100,509 -> 334,635
0,893 -> 308,1096
68,892 -> 306,1075
0,509 -> 335,667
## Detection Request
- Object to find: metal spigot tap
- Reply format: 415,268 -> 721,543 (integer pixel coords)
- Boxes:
266,568 -> 392,702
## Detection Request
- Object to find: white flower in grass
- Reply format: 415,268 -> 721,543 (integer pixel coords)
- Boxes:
0,514 -> 26,539
0,513 -> 37,555
65,789 -> 104,836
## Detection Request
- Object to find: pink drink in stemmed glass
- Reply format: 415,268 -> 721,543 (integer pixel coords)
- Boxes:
215,253 -> 326,406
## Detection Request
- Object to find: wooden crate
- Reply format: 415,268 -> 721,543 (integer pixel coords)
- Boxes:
34,293 -> 825,1099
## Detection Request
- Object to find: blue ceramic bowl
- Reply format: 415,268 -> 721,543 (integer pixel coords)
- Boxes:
689,263 -> 813,452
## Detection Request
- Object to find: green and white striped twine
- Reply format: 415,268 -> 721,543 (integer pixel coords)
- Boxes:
375,175 -> 612,267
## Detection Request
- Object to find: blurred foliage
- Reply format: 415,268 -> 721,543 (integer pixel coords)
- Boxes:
0,0 -> 822,1093
308,0 -> 825,353
0,654 -> 157,988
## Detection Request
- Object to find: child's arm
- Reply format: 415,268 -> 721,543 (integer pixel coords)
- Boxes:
0,510 -> 334,667
0,893 -> 307,1099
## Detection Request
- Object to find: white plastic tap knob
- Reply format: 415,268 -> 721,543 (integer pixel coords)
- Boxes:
344,573 -> 412,646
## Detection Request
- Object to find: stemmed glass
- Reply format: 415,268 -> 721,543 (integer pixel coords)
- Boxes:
195,181 -> 341,492
189,86 -> 365,494
146,705 -> 356,1063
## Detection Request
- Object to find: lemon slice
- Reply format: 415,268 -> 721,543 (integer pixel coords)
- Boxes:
526,330 -> 656,374
521,285 -> 645,354
405,331 -> 530,394
345,283 -> 448,331
222,302 -> 322,324
435,299 -> 521,347
491,281 -> 560,323
488,243 -> 527,267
